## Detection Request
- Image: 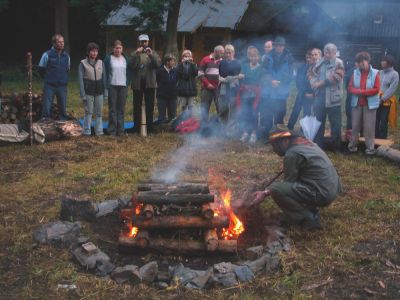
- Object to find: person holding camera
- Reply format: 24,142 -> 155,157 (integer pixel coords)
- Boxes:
176,50 -> 198,113
130,34 -> 161,134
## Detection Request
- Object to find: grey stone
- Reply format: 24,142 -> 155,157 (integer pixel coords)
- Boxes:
95,200 -> 120,218
266,240 -> 283,255
60,197 -> 96,221
139,261 -> 158,284
76,236 -> 90,245
213,262 -> 238,274
265,256 -> 281,275
234,265 -> 254,282
156,271 -> 171,283
33,221 -> 81,248
211,272 -> 238,287
185,268 -> 212,289
245,245 -> 264,260
169,263 -> 211,288
154,281 -> 169,289
117,196 -> 132,208
112,265 -> 142,284
72,246 -> 110,269
244,253 -> 271,274
95,260 -> 116,277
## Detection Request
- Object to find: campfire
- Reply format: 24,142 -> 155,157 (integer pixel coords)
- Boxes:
118,170 -> 245,254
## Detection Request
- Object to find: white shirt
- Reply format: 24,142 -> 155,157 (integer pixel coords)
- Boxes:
110,55 -> 127,86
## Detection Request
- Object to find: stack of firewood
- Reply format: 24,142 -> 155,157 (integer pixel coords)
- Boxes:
0,92 -> 62,124
119,180 -> 238,254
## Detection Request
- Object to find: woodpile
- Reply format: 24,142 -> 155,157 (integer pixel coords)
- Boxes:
0,92 -> 62,124
119,180 -> 238,254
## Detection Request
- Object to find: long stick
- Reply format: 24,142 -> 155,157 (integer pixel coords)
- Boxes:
260,170 -> 283,190
27,52 -> 33,146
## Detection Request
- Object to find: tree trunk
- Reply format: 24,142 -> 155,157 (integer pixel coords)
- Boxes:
164,0 -> 181,57
54,0 -> 69,52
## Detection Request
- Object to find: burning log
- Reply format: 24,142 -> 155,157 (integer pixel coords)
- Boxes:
134,230 -> 150,248
204,229 -> 218,251
137,183 -> 209,194
131,215 -> 229,229
201,203 -> 214,219
136,193 -> 214,205
118,236 -> 237,253
142,204 -> 154,219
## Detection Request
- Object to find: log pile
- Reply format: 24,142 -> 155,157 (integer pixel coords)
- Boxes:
119,180 -> 238,254
0,92 -> 62,124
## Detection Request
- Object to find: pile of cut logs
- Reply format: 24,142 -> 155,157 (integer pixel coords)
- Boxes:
119,180 -> 238,254
0,92 -> 61,124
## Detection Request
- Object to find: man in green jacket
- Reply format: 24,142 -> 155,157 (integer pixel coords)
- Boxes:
130,34 -> 161,134
250,127 -> 342,230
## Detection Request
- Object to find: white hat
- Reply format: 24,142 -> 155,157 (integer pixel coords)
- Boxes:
138,34 -> 149,41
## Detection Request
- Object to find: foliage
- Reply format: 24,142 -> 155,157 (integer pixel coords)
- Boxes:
0,0 -> 8,11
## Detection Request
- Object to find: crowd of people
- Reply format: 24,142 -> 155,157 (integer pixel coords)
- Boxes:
38,33 -> 399,155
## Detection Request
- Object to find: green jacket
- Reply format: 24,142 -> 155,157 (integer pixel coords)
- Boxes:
129,50 -> 161,90
283,143 -> 342,203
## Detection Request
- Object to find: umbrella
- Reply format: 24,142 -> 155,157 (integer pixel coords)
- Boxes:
299,115 -> 321,141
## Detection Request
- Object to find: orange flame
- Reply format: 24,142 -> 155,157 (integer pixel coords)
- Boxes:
129,225 -> 139,238
208,169 -> 245,240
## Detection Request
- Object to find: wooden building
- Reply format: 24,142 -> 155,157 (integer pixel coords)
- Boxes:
102,0 -> 400,67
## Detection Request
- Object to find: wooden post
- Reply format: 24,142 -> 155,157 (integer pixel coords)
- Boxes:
26,52 -> 33,146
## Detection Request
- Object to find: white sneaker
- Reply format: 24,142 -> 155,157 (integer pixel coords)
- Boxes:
240,132 -> 249,142
249,133 -> 257,144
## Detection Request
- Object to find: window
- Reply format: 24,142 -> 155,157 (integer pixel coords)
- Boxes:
374,15 -> 383,24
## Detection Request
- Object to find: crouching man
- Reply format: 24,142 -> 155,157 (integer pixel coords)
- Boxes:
251,127 -> 342,230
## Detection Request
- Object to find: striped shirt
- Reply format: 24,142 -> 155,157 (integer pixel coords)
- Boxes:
198,54 -> 221,89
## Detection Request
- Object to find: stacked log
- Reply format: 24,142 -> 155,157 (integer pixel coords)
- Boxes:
0,92 -> 62,124
119,180 -> 238,254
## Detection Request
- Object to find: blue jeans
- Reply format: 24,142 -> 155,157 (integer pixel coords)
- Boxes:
83,95 -> 104,135
42,83 -> 67,120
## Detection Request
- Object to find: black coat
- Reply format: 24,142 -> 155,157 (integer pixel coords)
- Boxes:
176,62 -> 198,97
156,66 -> 177,99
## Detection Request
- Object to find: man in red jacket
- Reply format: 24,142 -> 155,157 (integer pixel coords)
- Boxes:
198,45 -> 224,122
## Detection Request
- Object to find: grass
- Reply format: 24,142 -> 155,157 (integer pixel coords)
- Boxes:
1,70 -> 400,299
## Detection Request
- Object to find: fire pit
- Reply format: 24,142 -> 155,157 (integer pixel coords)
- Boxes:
119,170 -> 245,255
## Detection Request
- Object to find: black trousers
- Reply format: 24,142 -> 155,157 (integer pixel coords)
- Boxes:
157,97 -> 177,122
259,97 -> 286,141
375,105 -> 390,139
133,87 -> 155,133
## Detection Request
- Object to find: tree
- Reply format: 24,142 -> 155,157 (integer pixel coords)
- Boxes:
127,0 -> 219,57
55,0 -> 70,51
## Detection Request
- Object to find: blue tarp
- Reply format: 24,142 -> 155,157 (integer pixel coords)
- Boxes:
78,119 -> 134,129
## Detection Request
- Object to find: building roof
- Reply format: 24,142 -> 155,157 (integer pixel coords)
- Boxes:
103,0 -> 250,32
317,1 -> 400,38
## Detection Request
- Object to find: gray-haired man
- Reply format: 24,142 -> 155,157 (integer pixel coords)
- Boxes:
310,43 -> 345,150
198,45 -> 225,122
